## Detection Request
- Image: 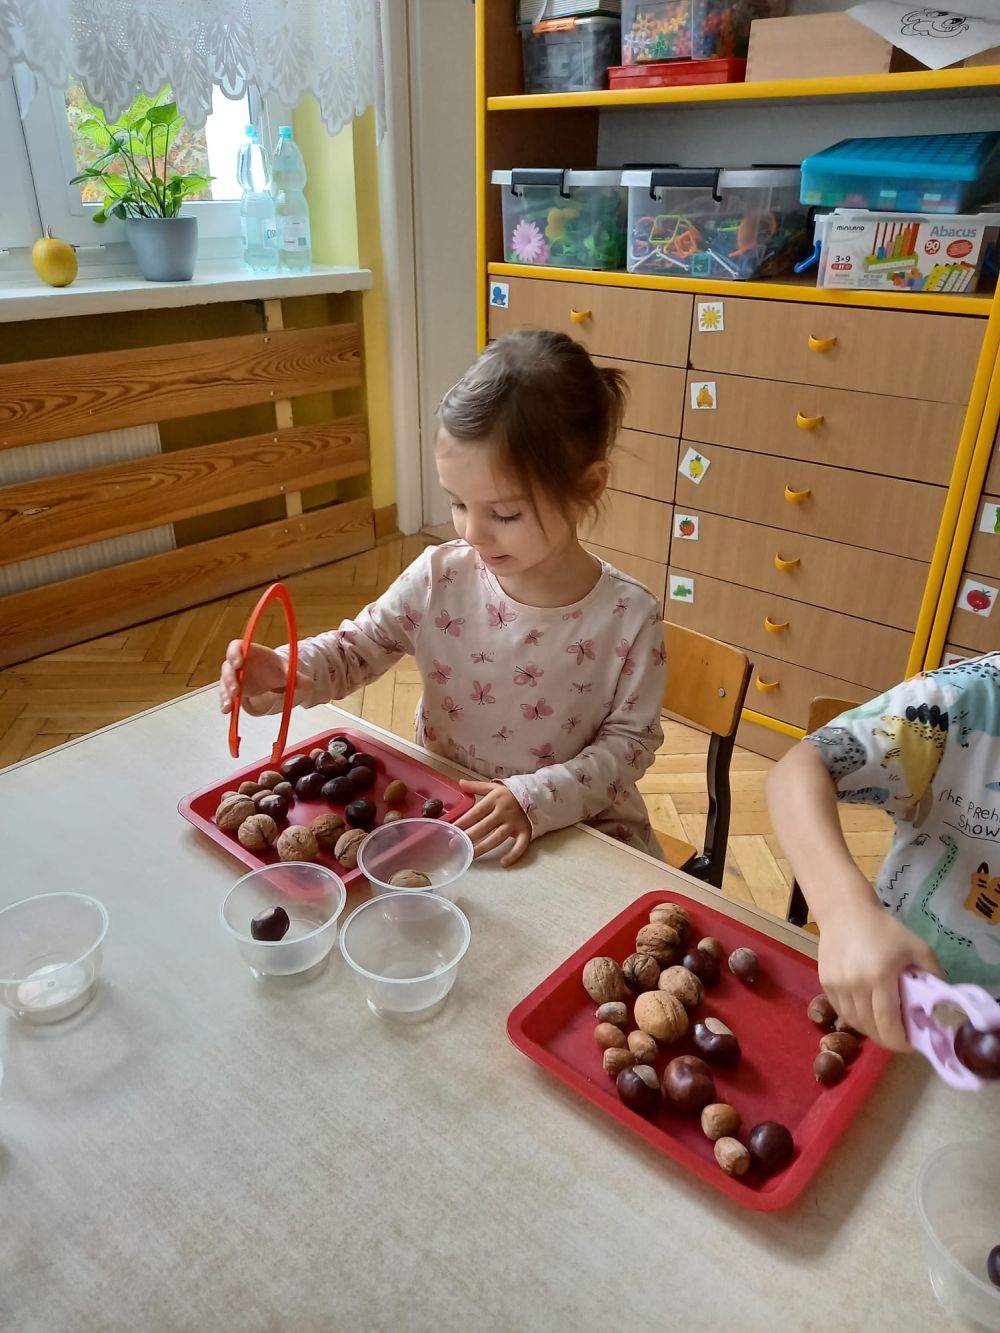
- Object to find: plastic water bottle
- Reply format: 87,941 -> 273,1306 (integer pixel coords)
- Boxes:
237,126 -> 277,273
271,126 -> 312,273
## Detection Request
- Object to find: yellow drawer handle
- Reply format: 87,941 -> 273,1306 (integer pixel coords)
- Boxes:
796,411 -> 824,430
773,552 -> 800,572
807,334 -> 838,352
764,616 -> 789,634
784,485 -> 812,504
569,308 -> 592,324
755,676 -> 780,693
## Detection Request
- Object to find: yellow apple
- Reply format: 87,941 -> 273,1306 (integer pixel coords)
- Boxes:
32,227 -> 78,287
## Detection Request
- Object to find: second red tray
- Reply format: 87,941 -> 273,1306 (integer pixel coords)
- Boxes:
507,890 -> 892,1212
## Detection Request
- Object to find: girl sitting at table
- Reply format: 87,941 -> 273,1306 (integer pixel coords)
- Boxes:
219,329 -> 667,865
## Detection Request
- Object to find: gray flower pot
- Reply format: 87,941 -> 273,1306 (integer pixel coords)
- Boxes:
125,216 -> 198,282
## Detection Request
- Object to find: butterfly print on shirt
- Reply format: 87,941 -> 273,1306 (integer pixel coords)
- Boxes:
543,779 -> 560,801
562,609 -> 583,622
616,639 -> 636,676
567,639 -> 595,666
428,660 -> 453,684
523,628 -> 544,646
513,662 -> 544,688
521,699 -> 554,721
571,681 -> 593,695
520,795 -> 539,825
613,597 -> 630,616
492,726 -> 513,743
530,743 -> 556,770
487,601 -> 517,629
434,609 -> 465,637
624,741 -> 645,770
624,694 -> 639,712
563,716 -> 581,733
441,696 -> 463,721
607,780 -> 626,805
396,604 -> 423,633
438,568 -> 456,586
471,650 -> 494,665
652,643 -> 667,667
471,680 -> 496,705
573,768 -> 593,787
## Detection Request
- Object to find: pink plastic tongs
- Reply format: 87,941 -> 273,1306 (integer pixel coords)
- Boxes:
899,968 -> 1000,1091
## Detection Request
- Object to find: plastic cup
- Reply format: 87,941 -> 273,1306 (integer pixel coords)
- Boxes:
0,892 -> 109,1024
916,1140 -> 1000,1330
338,891 -> 471,1021
220,863 -> 347,980
356,818 -> 473,901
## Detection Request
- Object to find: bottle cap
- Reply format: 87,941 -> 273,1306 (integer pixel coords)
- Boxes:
244,125 -> 255,137
279,126 -> 292,138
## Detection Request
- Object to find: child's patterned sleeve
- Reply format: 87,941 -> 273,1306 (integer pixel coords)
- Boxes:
805,673 -> 951,818
243,547 -> 435,715
503,613 -> 666,838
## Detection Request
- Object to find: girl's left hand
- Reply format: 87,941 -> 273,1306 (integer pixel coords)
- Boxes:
456,780 -> 531,866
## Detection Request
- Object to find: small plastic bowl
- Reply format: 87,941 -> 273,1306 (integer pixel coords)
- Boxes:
220,863 -> 347,980
916,1140 -> 1000,1330
338,891 -> 471,1022
0,892 -> 109,1024
357,818 -> 474,901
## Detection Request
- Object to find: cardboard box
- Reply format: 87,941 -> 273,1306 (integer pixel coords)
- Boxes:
818,211 -> 999,294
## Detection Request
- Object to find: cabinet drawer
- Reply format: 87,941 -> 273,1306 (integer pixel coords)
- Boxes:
488,277 -> 693,366
986,437 -> 1000,495
965,495 -> 1000,580
611,430 -> 678,502
595,358 -> 686,436
690,296 -> 981,403
675,443 -> 944,562
745,651 -> 869,731
666,567 -> 911,690
681,372 -> 962,485
587,541 -> 666,610
585,489 -> 671,564
949,568 -> 1000,654
670,510 -> 927,629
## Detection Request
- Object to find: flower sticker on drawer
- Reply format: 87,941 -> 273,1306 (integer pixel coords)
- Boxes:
960,579 -> 998,618
979,501 -> 1000,536
690,381 -> 717,410
669,575 -> 695,603
673,514 -> 699,541
697,302 -> 724,333
678,448 -> 711,484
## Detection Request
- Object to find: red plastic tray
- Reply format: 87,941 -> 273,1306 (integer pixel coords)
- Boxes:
609,58 -> 746,88
178,726 -> 475,889
507,890 -> 892,1211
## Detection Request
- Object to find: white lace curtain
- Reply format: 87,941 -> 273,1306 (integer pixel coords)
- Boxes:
0,0 -> 384,136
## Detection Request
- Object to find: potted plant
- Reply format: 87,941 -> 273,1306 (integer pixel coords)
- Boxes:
70,91 -> 212,281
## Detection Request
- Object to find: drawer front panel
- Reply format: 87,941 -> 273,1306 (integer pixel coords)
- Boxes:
587,542 -> 666,610
585,489 -> 671,564
596,358 -> 686,436
745,650 -> 870,730
964,495 -> 1000,581
610,430 -> 678,502
949,570 -> 1000,654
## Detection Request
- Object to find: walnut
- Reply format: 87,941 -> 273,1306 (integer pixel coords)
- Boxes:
237,814 -> 278,850
277,825 -> 319,862
215,794 -> 255,833
582,957 -> 626,1004
635,922 -> 681,965
389,869 -> 432,888
311,813 -> 346,848
334,828 -> 367,868
658,964 -> 704,1010
649,902 -> 692,942
633,990 -> 688,1044
623,951 -> 661,993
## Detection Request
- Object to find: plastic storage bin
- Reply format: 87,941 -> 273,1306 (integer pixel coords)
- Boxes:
623,167 -> 808,278
493,168 -> 627,269
518,0 -> 621,20
801,133 -> 1000,214
818,210 -> 1000,294
521,16 -> 621,93
621,0 -> 781,62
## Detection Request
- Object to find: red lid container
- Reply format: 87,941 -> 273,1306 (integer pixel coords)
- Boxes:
609,57 -> 746,87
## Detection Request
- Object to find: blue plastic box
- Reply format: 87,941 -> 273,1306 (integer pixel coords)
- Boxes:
800,133 -> 1000,215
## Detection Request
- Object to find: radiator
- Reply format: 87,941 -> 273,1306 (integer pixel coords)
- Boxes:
0,425 -> 175,597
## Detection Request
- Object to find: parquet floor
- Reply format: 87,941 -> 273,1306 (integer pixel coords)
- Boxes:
0,535 -> 892,918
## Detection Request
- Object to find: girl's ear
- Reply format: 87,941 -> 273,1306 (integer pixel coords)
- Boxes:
581,459 -> 610,504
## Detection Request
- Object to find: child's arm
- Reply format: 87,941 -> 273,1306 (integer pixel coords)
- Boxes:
218,550 -> 433,716
768,743 -> 942,1051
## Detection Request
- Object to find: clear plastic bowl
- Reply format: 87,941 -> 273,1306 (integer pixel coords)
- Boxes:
0,892 -> 109,1024
220,863 -> 347,980
357,818 -> 474,902
339,891 -> 471,1022
916,1140 -> 1000,1330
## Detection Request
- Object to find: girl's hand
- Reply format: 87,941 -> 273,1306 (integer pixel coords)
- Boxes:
817,895 -> 944,1052
218,641 -> 310,714
455,780 -> 531,867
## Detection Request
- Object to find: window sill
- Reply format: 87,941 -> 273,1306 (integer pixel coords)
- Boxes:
0,263 -> 373,323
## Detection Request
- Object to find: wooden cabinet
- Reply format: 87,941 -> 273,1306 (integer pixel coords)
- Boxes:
594,358 -> 686,436
586,542 -> 667,607
745,651 -> 869,730
584,489 -> 671,564
610,431 -> 678,503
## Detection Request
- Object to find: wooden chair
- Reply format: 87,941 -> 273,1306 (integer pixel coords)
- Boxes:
785,695 -> 862,926
653,623 -> 752,890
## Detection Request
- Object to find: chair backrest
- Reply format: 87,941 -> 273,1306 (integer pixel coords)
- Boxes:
806,694 -> 865,734
662,622 -> 752,738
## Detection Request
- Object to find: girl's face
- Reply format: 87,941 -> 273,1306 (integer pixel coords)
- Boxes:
435,430 -> 576,578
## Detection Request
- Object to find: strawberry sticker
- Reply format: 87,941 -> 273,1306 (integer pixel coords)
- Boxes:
960,578 -> 997,618
674,514 -> 699,541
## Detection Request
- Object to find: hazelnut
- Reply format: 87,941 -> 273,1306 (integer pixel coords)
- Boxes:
807,994 -> 838,1030
239,780 -> 262,797
273,781 -> 294,800
252,789 -> 275,808
834,1016 -> 864,1038
389,869 -> 432,888
310,812 -> 346,848
237,813 -> 278,850
649,901 -> 692,941
623,951 -> 661,993
728,947 -> 759,985
277,825 -> 319,862
682,948 -> 720,988
594,1022 -> 627,1051
715,1137 -> 750,1178
627,1030 -> 659,1063
582,957 -> 626,1005
633,990 -> 688,1044
595,1002 -> 628,1028
382,811 -> 404,825
820,1032 -> 860,1065
383,779 -> 408,805
954,1023 -> 1000,1080
258,770 -> 283,789
662,1055 -> 716,1113
295,771 -> 327,801
748,1122 -> 794,1175
701,1103 -> 741,1142
250,906 -> 290,942
814,1050 -> 846,1086
215,794 -> 255,833
635,923 -> 681,966
692,1017 -> 741,1069
334,828 -> 367,868
657,964 -> 703,1010
616,1064 -> 661,1114
422,798 -> 444,818
603,1047 -> 636,1077
698,936 -> 724,962
281,754 -> 315,784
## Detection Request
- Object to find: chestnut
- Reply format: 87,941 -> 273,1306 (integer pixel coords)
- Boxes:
250,906 -> 290,942
692,1017 -> 741,1069
295,771 -> 327,801
422,798 -> 444,819
315,750 -> 349,777
349,764 -> 376,792
662,1055 -> 716,1114
954,1022 -> 1000,1080
383,779 -> 408,805
728,947 -> 759,985
616,1064 -> 661,1115
273,781 -> 294,800
682,948 -> 720,988
256,793 -> 289,822
322,776 -> 355,804
327,736 -> 356,758
748,1122 -> 794,1175
814,1050 -> 846,1086
807,993 -> 838,1030
834,1017 -> 863,1038
820,1032 -> 860,1065
350,752 -> 378,772
309,748 -> 326,763
346,798 -> 377,832
988,1245 -> 1000,1289
281,754 -> 315,784
698,936 -> 724,962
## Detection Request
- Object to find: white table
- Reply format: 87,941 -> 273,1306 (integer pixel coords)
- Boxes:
0,691 -> 982,1332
